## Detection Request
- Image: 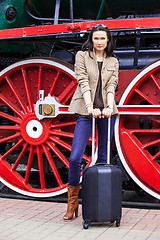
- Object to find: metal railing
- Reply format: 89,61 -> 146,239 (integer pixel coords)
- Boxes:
24,0 -> 81,24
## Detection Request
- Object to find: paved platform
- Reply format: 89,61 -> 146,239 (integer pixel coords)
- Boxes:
0,197 -> 160,240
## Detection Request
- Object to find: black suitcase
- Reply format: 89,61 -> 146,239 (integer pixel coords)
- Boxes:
82,118 -> 122,229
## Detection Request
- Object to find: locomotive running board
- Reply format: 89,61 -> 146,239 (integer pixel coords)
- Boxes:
35,91 -> 160,120
0,18 -> 160,41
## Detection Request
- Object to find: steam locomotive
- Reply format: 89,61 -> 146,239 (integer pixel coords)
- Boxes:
0,0 -> 160,200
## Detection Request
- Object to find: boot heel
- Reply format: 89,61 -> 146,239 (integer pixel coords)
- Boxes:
75,205 -> 79,218
63,185 -> 80,221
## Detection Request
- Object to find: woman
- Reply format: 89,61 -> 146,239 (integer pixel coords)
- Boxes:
63,24 -> 119,220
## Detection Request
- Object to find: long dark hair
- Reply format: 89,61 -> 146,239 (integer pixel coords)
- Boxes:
82,24 -> 114,58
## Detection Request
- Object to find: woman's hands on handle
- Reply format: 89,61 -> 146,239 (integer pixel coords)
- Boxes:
84,90 -> 114,118
102,107 -> 113,118
87,106 -> 113,118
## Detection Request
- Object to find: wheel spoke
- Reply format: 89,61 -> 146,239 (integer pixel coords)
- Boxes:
0,126 -> 20,130
12,143 -> 28,170
88,136 -> 92,143
36,146 -> 45,190
24,145 -> 34,184
21,68 -> 34,112
49,135 -> 91,163
143,116 -> 160,125
49,136 -> 72,151
46,140 -> 69,168
120,131 -> 160,191
56,81 -> 77,104
151,74 -> 160,91
124,128 -> 160,135
0,93 -> 23,118
50,130 -> 74,138
0,132 -> 21,144
42,144 -> 63,187
2,138 -> 24,159
142,139 -> 160,149
82,155 -> 91,163
121,127 -> 160,158
37,66 -> 43,101
5,76 -> 28,114
49,71 -> 60,95
152,152 -> 160,161
135,89 -> 156,105
0,111 -> 21,124
51,121 -> 76,128
0,159 -> 28,189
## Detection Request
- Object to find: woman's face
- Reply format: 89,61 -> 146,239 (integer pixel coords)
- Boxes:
92,30 -> 108,53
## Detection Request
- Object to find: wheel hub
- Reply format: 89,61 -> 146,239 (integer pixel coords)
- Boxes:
21,114 -> 49,145
26,120 -> 43,139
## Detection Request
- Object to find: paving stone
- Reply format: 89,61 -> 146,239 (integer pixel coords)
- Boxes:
0,198 -> 159,240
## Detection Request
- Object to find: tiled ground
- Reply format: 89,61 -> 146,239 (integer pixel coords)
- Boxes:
0,198 -> 160,240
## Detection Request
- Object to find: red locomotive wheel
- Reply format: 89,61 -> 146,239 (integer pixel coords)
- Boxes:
0,58 -> 97,197
115,59 -> 160,199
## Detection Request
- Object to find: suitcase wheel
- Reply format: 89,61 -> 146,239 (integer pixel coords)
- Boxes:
83,220 -> 89,229
110,220 -> 115,223
116,220 -> 120,227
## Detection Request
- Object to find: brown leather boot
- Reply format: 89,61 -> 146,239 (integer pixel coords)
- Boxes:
63,185 -> 80,220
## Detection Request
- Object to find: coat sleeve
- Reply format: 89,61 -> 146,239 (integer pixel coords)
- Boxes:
74,51 -> 91,95
106,58 -> 119,95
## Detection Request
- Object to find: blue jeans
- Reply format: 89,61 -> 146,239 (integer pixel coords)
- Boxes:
68,116 -> 116,186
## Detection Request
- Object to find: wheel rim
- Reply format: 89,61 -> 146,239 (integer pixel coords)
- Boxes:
0,58 -> 97,197
115,59 -> 160,199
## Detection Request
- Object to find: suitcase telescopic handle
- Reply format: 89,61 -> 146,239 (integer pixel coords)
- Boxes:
92,117 -> 111,164
92,117 -> 95,163
107,117 -> 111,164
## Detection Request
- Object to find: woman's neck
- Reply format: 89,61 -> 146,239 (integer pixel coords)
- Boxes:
95,51 -> 104,62
96,55 -> 103,62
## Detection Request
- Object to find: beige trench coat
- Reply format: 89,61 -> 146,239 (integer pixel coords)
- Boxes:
69,50 -> 119,116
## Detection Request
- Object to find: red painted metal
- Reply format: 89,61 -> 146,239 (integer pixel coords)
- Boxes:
0,58 -> 97,197
0,18 -> 159,40
117,106 -> 160,115
117,61 -> 160,196
0,6 -> 159,199
116,70 -> 140,102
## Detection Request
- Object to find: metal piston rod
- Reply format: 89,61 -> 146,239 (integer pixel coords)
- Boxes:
35,91 -> 160,120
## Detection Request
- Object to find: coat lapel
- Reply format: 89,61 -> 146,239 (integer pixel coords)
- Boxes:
102,53 -> 110,69
90,50 -> 99,70
91,50 -> 110,69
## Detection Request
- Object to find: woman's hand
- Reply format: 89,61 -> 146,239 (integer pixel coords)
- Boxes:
87,106 -> 101,118
102,107 -> 113,118
92,108 -> 102,118
87,106 -> 93,115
